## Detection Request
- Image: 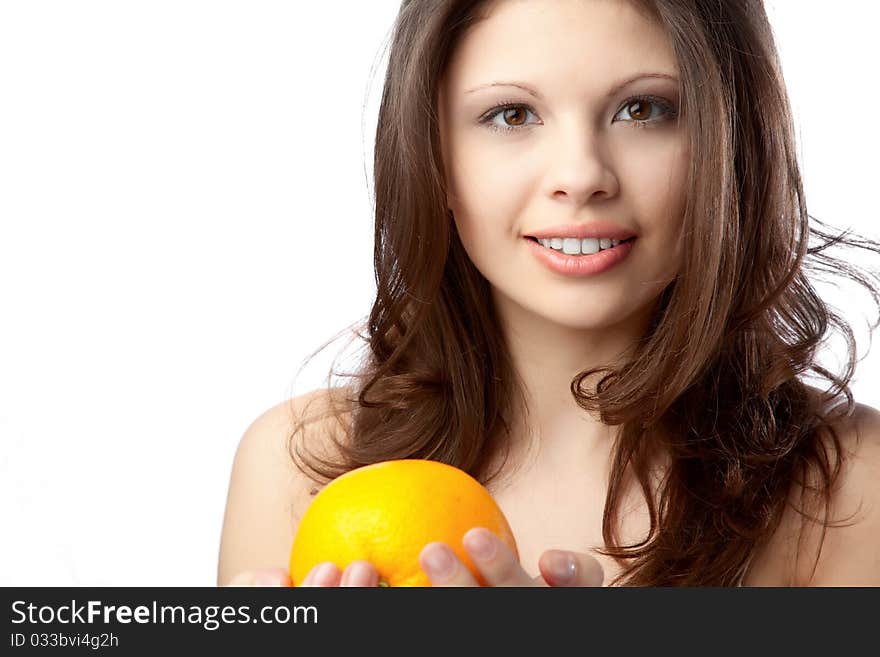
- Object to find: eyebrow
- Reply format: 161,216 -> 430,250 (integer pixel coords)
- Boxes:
464,72 -> 680,99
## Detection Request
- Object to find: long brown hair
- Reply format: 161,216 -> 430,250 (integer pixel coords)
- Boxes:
286,0 -> 880,586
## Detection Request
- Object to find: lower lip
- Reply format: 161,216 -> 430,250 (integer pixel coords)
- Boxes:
525,237 -> 636,277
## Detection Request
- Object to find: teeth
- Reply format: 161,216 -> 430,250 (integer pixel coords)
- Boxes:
538,237 -> 622,254
563,237 -> 585,255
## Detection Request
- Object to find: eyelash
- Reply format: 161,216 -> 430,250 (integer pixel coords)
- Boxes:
478,94 -> 678,134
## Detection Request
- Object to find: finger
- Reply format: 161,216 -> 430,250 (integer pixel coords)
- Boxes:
226,568 -> 291,587
419,542 -> 480,587
299,566 -> 316,586
300,562 -> 342,587
462,527 -> 536,587
538,550 -> 605,587
339,560 -> 379,587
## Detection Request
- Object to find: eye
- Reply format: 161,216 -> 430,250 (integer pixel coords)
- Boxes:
479,103 -> 540,134
478,94 -> 678,135
613,95 -> 678,128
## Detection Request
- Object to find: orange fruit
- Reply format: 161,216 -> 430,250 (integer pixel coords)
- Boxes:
289,459 -> 518,587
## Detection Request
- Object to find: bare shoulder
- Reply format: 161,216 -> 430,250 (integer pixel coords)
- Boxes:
216,387 -> 353,586
800,400 -> 880,586
750,395 -> 880,586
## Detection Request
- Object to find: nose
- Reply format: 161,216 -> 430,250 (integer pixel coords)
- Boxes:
544,121 -> 619,205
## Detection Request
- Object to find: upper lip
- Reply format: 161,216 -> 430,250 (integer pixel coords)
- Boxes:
524,221 -> 638,241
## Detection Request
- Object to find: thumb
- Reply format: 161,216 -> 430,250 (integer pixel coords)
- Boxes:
537,550 -> 604,587
225,568 -> 292,587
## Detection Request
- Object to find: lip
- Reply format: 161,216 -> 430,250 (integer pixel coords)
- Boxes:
525,236 -> 636,277
525,221 -> 637,241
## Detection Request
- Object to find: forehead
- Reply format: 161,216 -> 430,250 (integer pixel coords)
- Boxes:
443,0 -> 677,96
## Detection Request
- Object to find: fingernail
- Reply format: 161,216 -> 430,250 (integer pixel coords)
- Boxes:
546,551 -> 576,583
313,562 -> 338,586
464,528 -> 496,561
254,572 -> 284,586
422,544 -> 455,579
342,561 -> 374,587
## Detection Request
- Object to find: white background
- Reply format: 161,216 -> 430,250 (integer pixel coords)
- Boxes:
1,1 -> 877,586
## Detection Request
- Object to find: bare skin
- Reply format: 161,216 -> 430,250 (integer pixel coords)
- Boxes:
438,0 -> 688,462
218,388 -> 605,588
219,386 -> 880,588
218,0 -> 880,588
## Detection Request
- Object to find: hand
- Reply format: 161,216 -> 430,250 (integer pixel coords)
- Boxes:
419,527 -> 605,587
298,561 -> 380,587
224,568 -> 293,587
290,526 -> 606,587
223,563 -> 379,587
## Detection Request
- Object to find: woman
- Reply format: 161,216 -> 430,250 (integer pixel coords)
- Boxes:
218,0 -> 880,587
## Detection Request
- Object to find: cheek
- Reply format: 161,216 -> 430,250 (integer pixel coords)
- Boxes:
451,204 -> 501,256
449,140 -> 500,207
448,139 -> 532,224
451,127 -> 540,186
624,141 -> 689,280
628,139 -> 689,232
666,145 -> 690,225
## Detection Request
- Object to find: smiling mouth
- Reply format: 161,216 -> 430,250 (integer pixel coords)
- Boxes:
525,235 -> 637,252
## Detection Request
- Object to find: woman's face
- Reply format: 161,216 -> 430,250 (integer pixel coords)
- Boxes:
439,0 -> 688,335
